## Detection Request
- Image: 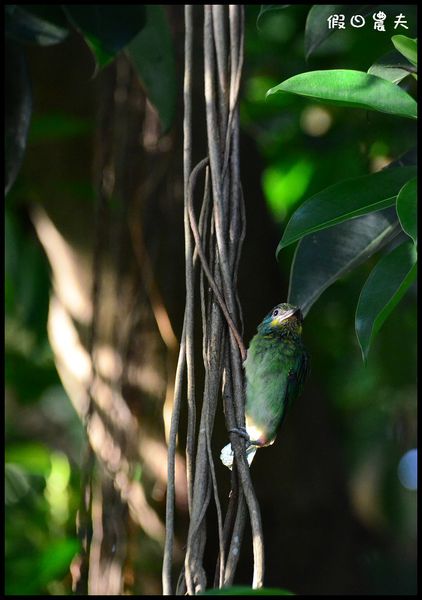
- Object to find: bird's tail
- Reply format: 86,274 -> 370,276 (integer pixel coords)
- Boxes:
220,442 -> 257,470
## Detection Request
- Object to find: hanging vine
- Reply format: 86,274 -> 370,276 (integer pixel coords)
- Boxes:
163,5 -> 264,594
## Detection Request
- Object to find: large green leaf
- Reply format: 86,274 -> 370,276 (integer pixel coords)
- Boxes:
286,150 -> 417,317
368,50 -> 416,84
392,35 -> 417,67
5,5 -> 69,46
63,5 -> 146,69
287,207 -> 401,317
396,178 -> 417,245
256,5 -> 290,28
5,41 -> 32,196
266,70 -> 417,120
304,5 -> 376,59
355,240 -> 417,361
127,6 -> 176,133
201,586 -> 293,595
278,166 -> 416,250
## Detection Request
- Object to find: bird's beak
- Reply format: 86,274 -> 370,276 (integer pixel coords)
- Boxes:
277,308 -> 298,323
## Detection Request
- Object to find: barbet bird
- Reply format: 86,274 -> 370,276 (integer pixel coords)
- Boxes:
221,303 -> 310,469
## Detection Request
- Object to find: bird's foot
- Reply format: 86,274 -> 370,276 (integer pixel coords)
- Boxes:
228,427 -> 250,443
228,427 -> 263,448
220,428 -> 260,469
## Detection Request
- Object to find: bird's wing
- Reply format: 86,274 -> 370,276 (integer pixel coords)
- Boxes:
284,348 -> 310,413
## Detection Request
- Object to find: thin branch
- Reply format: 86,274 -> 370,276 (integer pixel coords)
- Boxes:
224,490 -> 247,586
162,320 -> 187,595
187,158 -> 247,362
205,393 -> 225,589
184,3 -> 197,520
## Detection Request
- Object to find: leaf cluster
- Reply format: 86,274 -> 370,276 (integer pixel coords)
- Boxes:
262,6 -> 417,360
5,4 -> 176,196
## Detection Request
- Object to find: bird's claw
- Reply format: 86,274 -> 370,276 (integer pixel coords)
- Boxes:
228,427 -> 262,448
229,427 -> 250,445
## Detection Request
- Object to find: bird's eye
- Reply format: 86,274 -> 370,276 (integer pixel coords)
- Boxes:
272,309 -> 279,317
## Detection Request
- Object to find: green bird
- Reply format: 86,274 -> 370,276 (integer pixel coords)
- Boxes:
221,302 -> 310,468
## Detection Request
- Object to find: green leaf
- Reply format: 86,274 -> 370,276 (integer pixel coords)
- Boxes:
266,70 -> 418,120
392,35 -> 417,66
368,50 -> 416,84
286,150 -> 417,316
127,6 -> 176,133
63,5 -> 146,69
5,41 -> 32,196
278,166 -> 416,250
5,5 -> 69,45
201,586 -> 294,595
256,5 -> 290,28
304,5 -> 376,60
287,207 -> 401,317
396,178 -> 417,245
355,240 -> 417,361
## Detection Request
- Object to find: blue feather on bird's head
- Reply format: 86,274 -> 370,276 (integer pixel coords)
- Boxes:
257,302 -> 304,338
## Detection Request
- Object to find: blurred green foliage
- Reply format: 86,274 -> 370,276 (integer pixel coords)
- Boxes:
5,67 -> 86,597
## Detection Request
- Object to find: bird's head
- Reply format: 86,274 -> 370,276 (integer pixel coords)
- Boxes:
257,303 -> 303,337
